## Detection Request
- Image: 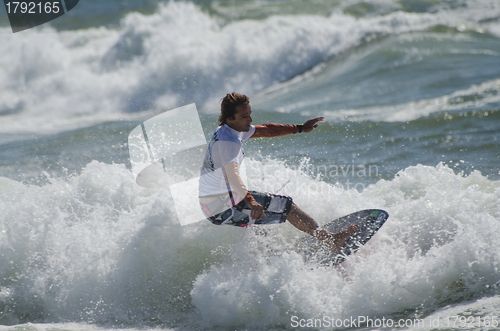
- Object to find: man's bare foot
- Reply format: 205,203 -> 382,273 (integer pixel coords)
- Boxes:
315,225 -> 359,253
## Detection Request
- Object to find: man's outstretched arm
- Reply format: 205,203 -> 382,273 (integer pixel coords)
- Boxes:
251,117 -> 325,138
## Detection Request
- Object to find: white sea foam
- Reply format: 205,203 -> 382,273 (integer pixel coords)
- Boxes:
416,295 -> 500,330
191,161 -> 500,329
1,1 -> 498,135
1,158 -> 499,328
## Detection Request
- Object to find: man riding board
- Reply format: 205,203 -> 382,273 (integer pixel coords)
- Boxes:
199,92 -> 357,252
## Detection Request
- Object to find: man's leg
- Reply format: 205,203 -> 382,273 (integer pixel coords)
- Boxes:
287,203 -> 358,253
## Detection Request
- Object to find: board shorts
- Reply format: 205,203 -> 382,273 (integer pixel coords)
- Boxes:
200,191 -> 293,227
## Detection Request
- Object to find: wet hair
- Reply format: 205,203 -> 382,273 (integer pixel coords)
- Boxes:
218,92 -> 249,126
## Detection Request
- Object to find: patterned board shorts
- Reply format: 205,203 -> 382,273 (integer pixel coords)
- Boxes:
200,191 -> 293,227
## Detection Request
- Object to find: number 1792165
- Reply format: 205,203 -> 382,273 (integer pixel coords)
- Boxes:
445,316 -> 498,328
5,1 -> 61,14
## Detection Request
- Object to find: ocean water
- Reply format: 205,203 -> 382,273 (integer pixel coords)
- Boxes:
1,0 -> 500,330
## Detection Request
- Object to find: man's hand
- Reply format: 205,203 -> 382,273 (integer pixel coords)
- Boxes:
302,117 -> 325,133
247,199 -> 266,221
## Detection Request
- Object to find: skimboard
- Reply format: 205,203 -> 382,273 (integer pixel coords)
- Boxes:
299,209 -> 389,266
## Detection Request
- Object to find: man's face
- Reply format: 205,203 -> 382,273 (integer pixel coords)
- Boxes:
227,104 -> 253,132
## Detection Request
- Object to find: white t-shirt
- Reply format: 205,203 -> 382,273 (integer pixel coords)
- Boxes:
198,124 -> 255,197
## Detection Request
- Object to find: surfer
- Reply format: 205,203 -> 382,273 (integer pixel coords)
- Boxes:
199,92 -> 357,252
